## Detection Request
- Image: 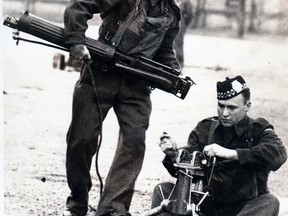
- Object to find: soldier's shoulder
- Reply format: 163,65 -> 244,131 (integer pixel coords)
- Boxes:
198,116 -> 218,126
251,117 -> 274,137
252,117 -> 272,129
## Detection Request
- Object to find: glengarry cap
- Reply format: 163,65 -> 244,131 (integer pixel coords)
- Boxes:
217,76 -> 249,100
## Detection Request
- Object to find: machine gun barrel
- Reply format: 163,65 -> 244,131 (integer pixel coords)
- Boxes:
3,11 -> 195,99
3,10 -> 116,60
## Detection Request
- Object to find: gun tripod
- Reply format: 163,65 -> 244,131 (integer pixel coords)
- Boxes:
140,151 -> 215,216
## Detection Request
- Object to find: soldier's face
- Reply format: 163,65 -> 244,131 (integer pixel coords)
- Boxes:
217,94 -> 251,127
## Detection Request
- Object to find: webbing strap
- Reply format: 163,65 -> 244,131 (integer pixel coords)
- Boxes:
246,120 -> 254,148
208,120 -> 218,144
110,0 -> 142,47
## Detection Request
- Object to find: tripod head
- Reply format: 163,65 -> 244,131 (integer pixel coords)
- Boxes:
139,150 -> 216,216
166,150 -> 216,215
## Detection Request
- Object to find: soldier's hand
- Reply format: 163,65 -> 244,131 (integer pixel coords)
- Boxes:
159,132 -> 178,161
203,143 -> 238,160
69,44 -> 91,61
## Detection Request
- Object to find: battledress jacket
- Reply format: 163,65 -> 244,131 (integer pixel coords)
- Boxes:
163,115 -> 287,203
64,0 -> 181,69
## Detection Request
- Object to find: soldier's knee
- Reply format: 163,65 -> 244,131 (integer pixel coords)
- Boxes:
260,193 -> 280,215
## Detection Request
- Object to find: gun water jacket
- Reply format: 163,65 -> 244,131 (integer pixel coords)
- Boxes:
163,115 -> 287,203
64,0 -> 181,69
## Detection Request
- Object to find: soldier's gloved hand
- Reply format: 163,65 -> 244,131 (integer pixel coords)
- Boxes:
159,132 -> 178,162
69,44 -> 91,61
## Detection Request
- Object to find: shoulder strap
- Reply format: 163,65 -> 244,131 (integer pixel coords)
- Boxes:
110,0 -> 142,47
245,120 -> 254,148
208,120 -> 218,144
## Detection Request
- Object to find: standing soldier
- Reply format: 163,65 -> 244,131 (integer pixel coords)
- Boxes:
62,0 -> 182,216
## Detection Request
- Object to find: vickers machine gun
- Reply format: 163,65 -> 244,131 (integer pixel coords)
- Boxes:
3,11 -> 195,99
140,150 -> 216,216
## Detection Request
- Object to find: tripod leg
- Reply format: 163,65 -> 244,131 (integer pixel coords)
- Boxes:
139,199 -> 174,216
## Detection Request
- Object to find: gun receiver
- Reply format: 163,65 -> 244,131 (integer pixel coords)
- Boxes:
3,10 -> 195,99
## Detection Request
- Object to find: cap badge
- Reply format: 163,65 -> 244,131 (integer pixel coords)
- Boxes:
231,80 -> 243,93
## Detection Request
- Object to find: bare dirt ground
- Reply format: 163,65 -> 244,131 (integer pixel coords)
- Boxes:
1,22 -> 288,216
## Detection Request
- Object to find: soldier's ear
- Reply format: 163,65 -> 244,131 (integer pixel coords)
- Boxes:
245,101 -> 251,112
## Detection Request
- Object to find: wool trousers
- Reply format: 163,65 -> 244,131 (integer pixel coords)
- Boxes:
66,62 -> 152,215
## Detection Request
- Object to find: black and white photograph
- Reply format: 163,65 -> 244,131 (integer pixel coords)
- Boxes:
1,0 -> 288,215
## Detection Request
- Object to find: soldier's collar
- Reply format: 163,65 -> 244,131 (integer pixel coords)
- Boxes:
217,115 -> 250,137
233,115 -> 250,137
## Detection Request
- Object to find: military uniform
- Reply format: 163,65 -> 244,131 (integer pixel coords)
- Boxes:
63,0 -> 181,215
